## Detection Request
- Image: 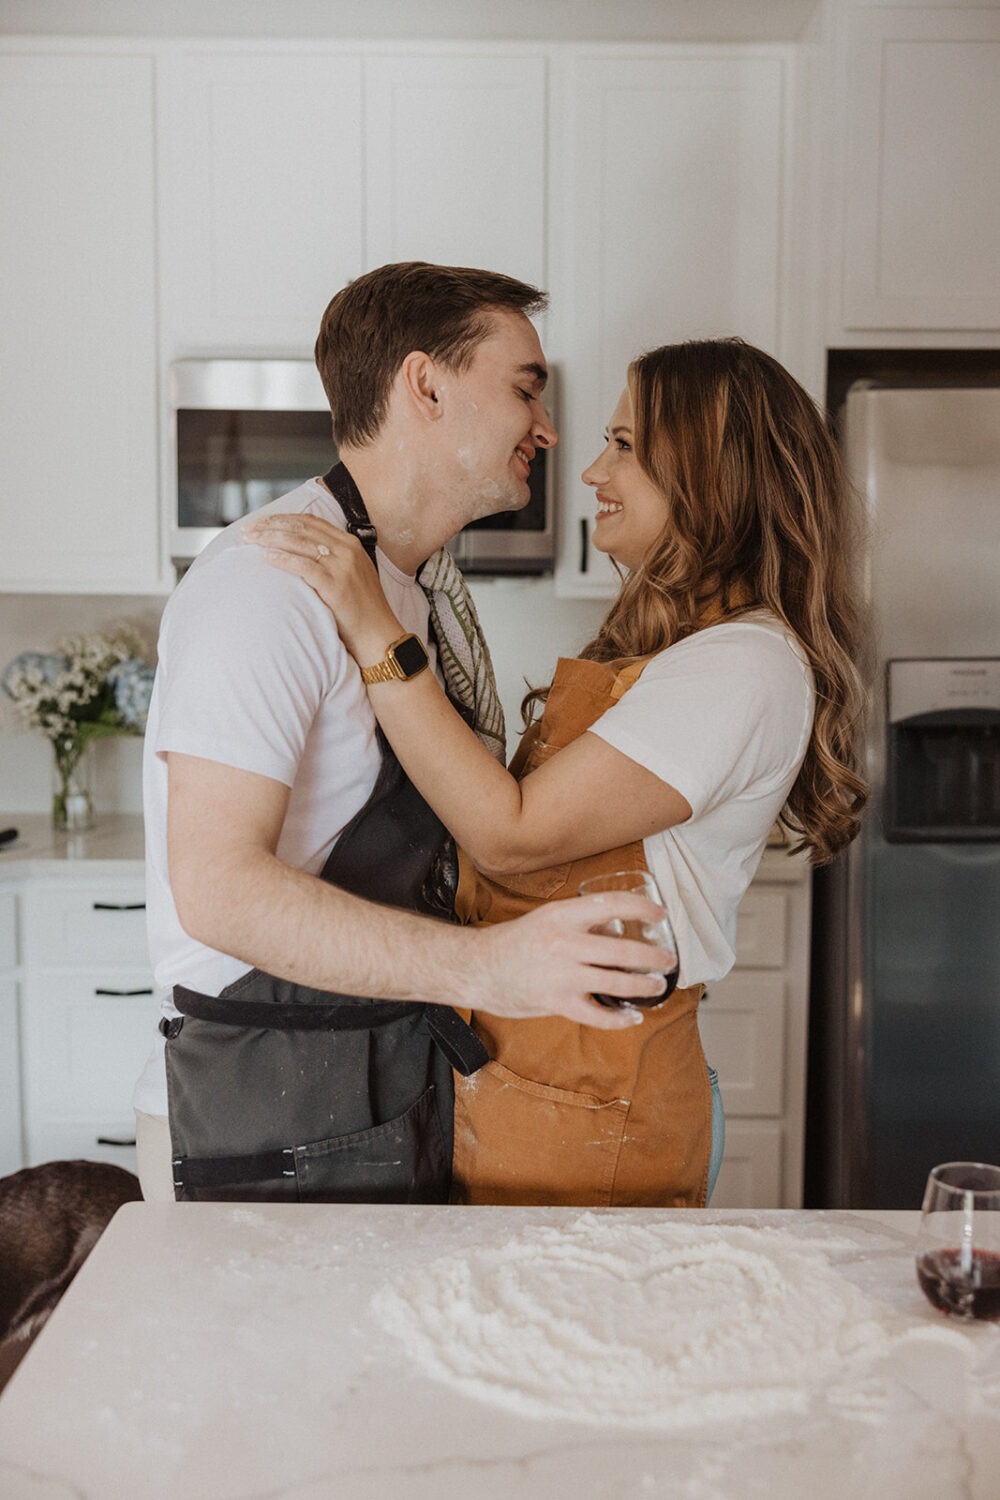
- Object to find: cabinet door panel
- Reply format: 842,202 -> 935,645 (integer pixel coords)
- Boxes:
158,53 -> 364,350
24,884 -> 149,967
575,57 -> 784,373
698,973 -> 785,1115
556,52 -> 787,594
0,891 -> 17,969
709,1120 -> 783,1209
0,979 -> 23,1176
26,1124 -> 138,1177
0,53 -> 160,592
733,889 -> 787,968
365,55 -> 547,290
842,11 -> 1000,329
22,975 -> 156,1120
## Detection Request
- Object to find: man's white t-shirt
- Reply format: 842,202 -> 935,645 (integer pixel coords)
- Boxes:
133,478 -> 439,1117
588,612 -> 815,987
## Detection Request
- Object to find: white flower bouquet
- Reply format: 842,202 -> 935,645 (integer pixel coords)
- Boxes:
2,625 -> 155,830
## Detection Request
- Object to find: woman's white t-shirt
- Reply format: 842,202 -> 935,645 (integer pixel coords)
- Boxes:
587,612 -> 814,987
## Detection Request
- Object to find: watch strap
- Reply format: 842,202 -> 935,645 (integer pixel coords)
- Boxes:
359,634 -> 428,685
360,655 -> 405,685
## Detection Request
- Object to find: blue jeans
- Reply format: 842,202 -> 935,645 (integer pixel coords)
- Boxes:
706,1064 -> 726,1204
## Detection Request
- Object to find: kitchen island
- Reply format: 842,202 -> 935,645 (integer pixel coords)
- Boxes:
0,1204 -> 997,1499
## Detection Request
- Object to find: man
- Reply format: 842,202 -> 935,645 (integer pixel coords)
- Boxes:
133,262 -> 667,1203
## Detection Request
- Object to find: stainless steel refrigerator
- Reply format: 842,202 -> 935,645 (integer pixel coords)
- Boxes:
819,383 -> 1000,1209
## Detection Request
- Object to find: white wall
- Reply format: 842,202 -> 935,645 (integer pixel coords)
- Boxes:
467,579 -> 608,758
0,583 -> 607,813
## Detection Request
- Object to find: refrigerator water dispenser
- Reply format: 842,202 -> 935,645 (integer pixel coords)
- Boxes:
886,658 -> 1000,841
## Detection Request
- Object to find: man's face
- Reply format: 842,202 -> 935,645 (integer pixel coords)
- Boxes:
437,309 -> 557,528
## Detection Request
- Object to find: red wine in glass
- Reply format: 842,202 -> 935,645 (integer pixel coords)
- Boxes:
577,872 -> 680,1009
916,1247 -> 1000,1320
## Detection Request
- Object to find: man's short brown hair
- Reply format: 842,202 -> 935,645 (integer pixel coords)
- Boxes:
314,261 -> 548,448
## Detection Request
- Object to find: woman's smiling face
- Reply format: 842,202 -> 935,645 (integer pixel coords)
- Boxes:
582,387 -> 670,570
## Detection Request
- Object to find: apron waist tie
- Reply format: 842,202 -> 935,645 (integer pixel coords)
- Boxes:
424,1004 -> 490,1075
170,986 -> 489,1076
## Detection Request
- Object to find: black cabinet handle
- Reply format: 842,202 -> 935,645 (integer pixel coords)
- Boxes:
92,902 -> 145,911
579,517 -> 589,574
96,1135 -> 137,1148
94,987 -> 154,997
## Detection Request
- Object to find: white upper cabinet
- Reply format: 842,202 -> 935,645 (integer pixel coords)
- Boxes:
0,52 -> 163,593
365,54 -> 548,292
156,52 -> 365,355
156,49 -> 549,360
840,7 -> 1000,332
553,51 -> 790,594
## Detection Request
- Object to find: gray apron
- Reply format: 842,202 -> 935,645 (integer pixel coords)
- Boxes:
162,464 -> 488,1203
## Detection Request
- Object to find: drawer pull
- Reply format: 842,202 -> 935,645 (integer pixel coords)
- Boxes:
579,517 -> 589,574
92,902 -> 146,911
94,987 -> 154,997
96,1135 -> 137,1148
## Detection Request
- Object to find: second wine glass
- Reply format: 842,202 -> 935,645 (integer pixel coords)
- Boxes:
916,1161 -> 1000,1320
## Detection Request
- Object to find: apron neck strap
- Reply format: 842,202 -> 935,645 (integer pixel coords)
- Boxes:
322,462 -> 378,566
321,462 -> 474,730
610,660 -> 648,700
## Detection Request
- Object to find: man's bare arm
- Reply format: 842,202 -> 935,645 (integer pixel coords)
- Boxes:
166,753 -> 671,1027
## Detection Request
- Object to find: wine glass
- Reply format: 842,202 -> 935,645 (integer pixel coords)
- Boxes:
916,1161 -> 1000,1320
577,869 -> 679,1009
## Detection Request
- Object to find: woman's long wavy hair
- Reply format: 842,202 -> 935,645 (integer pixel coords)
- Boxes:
527,338 -> 869,864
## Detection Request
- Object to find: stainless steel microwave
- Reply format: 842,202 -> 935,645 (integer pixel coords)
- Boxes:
170,359 -> 555,574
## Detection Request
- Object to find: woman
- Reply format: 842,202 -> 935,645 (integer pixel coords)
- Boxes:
247,338 -> 867,1208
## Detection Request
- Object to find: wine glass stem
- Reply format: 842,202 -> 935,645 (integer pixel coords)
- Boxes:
961,1190 -> 975,1276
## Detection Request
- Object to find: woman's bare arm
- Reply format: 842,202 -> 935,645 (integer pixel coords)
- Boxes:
167,752 -> 674,1021
244,515 -> 691,874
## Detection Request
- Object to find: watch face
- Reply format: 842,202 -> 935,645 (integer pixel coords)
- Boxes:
392,635 -> 428,678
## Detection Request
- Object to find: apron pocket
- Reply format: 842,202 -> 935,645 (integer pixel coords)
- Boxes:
452,1061 -> 629,1207
475,862 -> 572,914
165,1012 -> 453,1204
293,1084 -> 449,1204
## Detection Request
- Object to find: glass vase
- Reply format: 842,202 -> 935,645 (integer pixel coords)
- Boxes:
52,741 -> 95,833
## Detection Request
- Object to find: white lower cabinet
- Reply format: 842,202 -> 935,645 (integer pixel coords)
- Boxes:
698,972 -> 785,1117
4,830 -> 809,1207
710,1121 -> 784,1211
20,875 -> 154,1178
0,886 -> 22,1177
699,849 -> 812,1208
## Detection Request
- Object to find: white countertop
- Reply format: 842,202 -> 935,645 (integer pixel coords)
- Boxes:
0,816 -> 803,883
0,822 -> 803,876
0,812 -> 145,876
0,1204 -> 997,1500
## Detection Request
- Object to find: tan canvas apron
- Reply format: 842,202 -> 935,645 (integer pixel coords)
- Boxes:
452,654 -> 712,1208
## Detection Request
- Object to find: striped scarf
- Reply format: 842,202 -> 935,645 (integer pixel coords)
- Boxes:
418,548 -> 506,763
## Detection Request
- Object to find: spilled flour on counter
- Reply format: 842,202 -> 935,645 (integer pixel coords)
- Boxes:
371,1216 -> 893,1430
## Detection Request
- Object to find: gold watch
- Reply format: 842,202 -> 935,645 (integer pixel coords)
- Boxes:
359,633 -> 429,684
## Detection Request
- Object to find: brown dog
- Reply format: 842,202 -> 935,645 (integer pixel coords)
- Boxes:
0,1159 -> 142,1349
